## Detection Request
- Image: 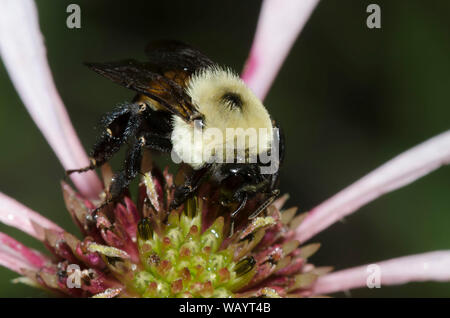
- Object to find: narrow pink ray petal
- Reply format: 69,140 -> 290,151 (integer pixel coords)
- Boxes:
0,248 -> 34,275
0,232 -> 47,274
241,0 -> 320,100
296,130 -> 450,243
0,192 -> 63,241
0,0 -> 102,199
0,232 -> 48,268
312,251 -> 450,295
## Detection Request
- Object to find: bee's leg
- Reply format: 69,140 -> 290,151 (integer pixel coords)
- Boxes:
226,187 -> 279,238
225,163 -> 281,236
229,193 -> 248,237
66,103 -> 138,175
98,136 -> 145,210
248,189 -> 280,219
170,165 -> 211,210
248,167 -> 281,219
142,132 -> 172,153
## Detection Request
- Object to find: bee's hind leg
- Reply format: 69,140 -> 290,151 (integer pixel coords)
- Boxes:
104,136 -> 145,205
90,140 -> 143,213
66,102 -> 149,177
104,129 -> 171,207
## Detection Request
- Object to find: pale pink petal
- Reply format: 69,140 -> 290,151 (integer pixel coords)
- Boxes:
0,192 -> 63,241
242,0 -> 320,100
0,232 -> 50,274
313,251 -> 450,295
0,0 -> 102,199
0,232 -> 48,268
0,248 -> 34,274
296,130 -> 450,243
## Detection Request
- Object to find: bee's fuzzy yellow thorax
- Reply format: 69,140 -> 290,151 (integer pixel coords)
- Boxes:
171,67 -> 273,169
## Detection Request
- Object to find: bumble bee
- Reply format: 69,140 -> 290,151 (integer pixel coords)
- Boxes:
68,41 -> 284,226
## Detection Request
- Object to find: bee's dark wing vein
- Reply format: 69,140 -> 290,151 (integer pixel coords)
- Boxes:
85,60 -> 199,122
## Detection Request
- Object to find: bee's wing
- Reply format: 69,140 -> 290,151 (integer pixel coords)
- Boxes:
85,59 -> 202,122
145,40 -> 214,77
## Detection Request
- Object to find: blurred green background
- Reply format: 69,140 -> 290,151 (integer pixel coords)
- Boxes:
0,0 -> 449,297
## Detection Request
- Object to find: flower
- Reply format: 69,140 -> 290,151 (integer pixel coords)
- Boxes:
1,0 -> 450,297
7,166 -> 327,298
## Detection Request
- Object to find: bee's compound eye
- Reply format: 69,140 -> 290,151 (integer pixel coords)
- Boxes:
106,128 -> 113,136
139,136 -> 146,145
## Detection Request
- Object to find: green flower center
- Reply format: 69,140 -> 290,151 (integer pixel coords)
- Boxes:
131,198 -> 255,298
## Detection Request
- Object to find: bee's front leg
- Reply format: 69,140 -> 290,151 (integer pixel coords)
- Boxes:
170,165 -> 211,210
